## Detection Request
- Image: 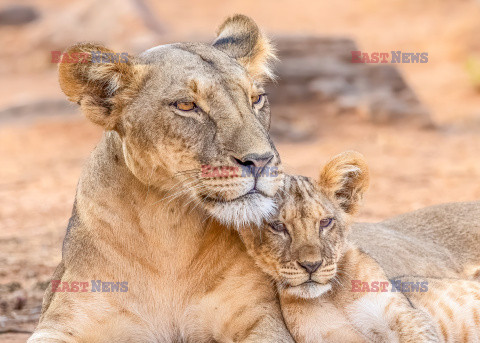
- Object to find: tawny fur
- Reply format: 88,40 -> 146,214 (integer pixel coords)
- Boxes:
397,276 -> 480,342
213,14 -> 277,82
351,201 -> 480,281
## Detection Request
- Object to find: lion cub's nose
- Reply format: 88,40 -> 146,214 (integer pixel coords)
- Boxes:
298,260 -> 322,274
232,153 -> 274,169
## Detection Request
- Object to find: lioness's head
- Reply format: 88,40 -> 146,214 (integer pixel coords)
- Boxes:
59,15 -> 282,227
240,151 -> 369,299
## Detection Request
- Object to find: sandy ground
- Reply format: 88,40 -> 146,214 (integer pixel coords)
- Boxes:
1,0 -> 480,340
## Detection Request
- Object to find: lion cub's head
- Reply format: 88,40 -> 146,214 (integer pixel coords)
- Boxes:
240,151 -> 369,299
58,15 -> 283,227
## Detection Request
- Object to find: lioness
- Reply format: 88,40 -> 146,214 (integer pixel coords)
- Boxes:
239,152 -> 439,342
29,15 -> 295,342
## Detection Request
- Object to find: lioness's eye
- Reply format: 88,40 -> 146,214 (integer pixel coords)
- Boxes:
175,101 -> 196,111
251,94 -> 264,106
268,222 -> 288,234
319,218 -> 334,229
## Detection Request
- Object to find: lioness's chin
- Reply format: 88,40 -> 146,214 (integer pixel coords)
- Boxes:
206,193 -> 276,228
286,283 -> 332,299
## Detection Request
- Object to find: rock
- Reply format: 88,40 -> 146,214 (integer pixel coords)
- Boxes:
0,5 -> 39,26
0,0 -> 166,74
269,116 -> 316,143
267,36 -> 432,126
0,99 -> 78,124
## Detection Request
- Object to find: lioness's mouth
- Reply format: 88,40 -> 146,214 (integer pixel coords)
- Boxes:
202,189 -> 267,204
201,189 -> 277,228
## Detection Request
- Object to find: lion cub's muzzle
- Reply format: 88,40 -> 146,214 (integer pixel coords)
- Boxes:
280,262 -> 338,299
310,263 -> 337,285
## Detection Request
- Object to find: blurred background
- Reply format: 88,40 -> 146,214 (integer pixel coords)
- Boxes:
1,0 -> 479,340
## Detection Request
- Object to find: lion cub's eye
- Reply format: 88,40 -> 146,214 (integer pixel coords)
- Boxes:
268,221 -> 288,235
319,218 -> 334,229
175,101 -> 197,111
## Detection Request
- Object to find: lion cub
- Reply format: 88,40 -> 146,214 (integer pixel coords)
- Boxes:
239,151 -> 439,342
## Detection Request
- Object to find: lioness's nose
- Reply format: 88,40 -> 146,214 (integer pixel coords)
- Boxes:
298,260 -> 322,274
232,153 -> 274,169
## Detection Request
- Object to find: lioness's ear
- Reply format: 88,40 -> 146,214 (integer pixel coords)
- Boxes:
58,43 -> 145,131
213,14 -> 276,81
318,151 -> 369,216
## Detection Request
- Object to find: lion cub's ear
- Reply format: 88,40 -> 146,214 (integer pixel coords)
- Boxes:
213,14 -> 276,81
58,43 -> 146,131
318,151 -> 370,216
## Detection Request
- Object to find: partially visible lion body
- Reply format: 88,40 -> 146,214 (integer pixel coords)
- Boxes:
351,201 -> 480,280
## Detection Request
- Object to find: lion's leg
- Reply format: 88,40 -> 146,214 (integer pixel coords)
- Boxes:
186,273 -> 294,343
29,310 -> 152,343
338,251 -> 438,342
345,291 -> 439,343
28,329 -> 75,343
28,289 -> 152,343
187,300 -> 295,343
280,295 -> 364,343
323,248 -> 437,342
237,314 -> 295,343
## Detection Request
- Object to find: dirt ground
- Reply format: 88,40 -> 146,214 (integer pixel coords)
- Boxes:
1,0 -> 480,341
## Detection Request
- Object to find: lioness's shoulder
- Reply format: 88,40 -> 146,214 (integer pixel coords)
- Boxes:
383,201 -> 480,229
